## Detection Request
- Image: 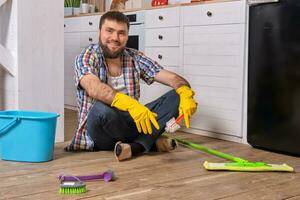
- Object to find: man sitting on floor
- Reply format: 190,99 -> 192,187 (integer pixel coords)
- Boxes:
65,11 -> 197,161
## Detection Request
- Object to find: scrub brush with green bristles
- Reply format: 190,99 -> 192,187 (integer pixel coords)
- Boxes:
59,176 -> 87,194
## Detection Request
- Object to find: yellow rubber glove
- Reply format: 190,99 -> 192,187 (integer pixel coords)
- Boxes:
111,92 -> 160,134
176,85 -> 198,128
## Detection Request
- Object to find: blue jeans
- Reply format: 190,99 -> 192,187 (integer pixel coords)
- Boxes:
87,90 -> 180,152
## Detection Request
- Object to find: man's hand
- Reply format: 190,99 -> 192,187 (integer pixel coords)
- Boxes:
176,86 -> 197,128
111,93 -> 160,134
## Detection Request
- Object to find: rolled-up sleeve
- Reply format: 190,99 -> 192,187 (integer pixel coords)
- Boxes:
74,45 -> 99,89
136,53 -> 163,85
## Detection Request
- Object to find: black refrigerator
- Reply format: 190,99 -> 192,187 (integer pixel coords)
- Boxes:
248,0 -> 300,156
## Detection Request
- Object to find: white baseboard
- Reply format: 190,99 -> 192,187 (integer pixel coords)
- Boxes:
180,127 -> 247,144
64,104 -> 77,111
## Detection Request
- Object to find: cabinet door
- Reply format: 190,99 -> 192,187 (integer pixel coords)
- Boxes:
183,24 -> 245,137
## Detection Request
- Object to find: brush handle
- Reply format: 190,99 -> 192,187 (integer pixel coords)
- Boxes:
175,115 -> 184,124
173,137 -> 249,163
59,170 -> 114,182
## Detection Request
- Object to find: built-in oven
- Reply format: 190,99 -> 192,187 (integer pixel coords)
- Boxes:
125,11 -> 145,52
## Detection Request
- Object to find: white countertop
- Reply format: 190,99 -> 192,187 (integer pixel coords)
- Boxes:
64,0 -> 241,18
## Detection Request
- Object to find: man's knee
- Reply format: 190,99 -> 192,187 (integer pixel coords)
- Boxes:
161,90 -> 180,117
88,101 -> 118,123
167,90 -> 180,109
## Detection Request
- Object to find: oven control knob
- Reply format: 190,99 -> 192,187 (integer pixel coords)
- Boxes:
158,54 -> 163,59
158,35 -> 163,40
158,16 -> 163,20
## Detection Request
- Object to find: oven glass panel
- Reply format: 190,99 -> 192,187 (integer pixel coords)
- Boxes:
126,35 -> 139,50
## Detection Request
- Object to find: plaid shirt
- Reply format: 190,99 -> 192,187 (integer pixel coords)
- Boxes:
65,44 -> 163,151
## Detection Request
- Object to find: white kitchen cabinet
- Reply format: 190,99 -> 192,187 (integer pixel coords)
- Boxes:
64,18 -> 81,109
64,15 -> 101,109
63,1 -> 248,142
64,33 -> 80,107
141,7 -> 181,104
181,1 -> 247,140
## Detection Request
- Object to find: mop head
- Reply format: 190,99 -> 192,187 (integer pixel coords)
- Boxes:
203,161 -> 294,172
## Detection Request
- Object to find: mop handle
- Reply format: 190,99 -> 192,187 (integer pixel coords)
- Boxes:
174,137 -> 249,163
172,115 -> 249,163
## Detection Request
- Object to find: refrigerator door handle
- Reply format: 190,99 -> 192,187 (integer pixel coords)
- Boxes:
248,0 -> 280,5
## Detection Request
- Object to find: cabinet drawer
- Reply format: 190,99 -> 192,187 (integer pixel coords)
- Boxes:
80,15 -> 101,32
64,18 -> 82,32
145,27 -> 179,47
184,24 -> 243,46
182,1 -> 245,26
145,47 -> 179,67
80,32 -> 98,48
145,7 -> 179,28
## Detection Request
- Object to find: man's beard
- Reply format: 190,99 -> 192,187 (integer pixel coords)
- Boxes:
99,40 -> 125,59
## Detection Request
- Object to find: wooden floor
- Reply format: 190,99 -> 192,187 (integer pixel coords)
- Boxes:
1,110 -> 300,199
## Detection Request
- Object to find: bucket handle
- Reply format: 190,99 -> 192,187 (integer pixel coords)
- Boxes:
0,117 -> 19,136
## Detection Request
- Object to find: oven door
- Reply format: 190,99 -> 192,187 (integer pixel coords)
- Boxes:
127,23 -> 145,52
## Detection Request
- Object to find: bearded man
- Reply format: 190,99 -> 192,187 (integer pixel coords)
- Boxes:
65,11 -> 197,161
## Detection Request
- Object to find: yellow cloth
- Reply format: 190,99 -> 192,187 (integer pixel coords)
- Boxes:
176,86 -> 197,128
111,92 -> 160,134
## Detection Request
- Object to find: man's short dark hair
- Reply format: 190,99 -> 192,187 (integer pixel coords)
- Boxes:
99,11 -> 130,30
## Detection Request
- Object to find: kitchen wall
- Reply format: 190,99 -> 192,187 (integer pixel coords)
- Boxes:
0,0 -> 64,142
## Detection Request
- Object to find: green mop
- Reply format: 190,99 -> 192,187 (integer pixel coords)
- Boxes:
165,115 -> 294,172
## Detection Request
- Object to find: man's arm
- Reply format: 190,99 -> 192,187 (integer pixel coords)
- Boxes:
80,74 -> 116,105
154,69 -> 197,128
154,69 -> 190,89
80,73 -> 159,134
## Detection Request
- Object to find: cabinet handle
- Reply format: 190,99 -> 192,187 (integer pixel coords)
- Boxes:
89,38 -> 93,42
158,15 -> 163,20
158,35 -> 163,40
89,21 -> 93,25
207,11 -> 212,17
64,24 -> 66,28
158,54 -> 163,59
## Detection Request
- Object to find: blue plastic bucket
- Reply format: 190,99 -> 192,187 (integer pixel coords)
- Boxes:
0,110 -> 59,162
